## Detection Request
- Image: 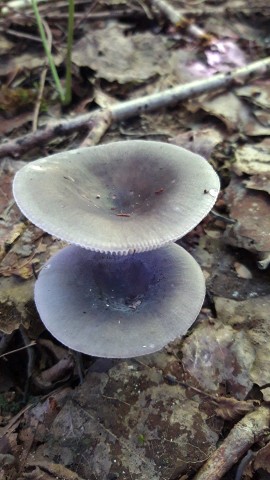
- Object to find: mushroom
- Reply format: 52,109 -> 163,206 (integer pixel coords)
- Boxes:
13,140 -> 220,358
13,140 -> 219,255
34,243 -> 205,358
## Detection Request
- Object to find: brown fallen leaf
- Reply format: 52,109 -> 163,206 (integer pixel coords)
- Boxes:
169,127 -> 223,160
182,320 -> 254,399
224,176 -> 270,253
234,261 -> 253,279
25,461 -> 86,480
253,442 -> 270,473
0,51 -> 64,77
179,381 -> 259,420
3,222 -> 26,247
245,174 -> 270,196
213,396 -> 259,421
236,80 -> 270,110
261,387 -> 270,402
72,25 -> 170,84
214,295 -> 270,387
0,112 -> 33,135
0,85 -> 37,116
23,466 -> 53,479
194,92 -> 251,132
0,252 -> 38,279
38,339 -> 69,362
233,140 -> 270,176
33,356 -> 75,391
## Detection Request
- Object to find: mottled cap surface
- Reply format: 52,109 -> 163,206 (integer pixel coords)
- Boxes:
34,244 -> 205,358
13,140 -> 220,254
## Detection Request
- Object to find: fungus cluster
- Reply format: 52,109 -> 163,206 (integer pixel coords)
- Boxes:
13,140 -> 219,358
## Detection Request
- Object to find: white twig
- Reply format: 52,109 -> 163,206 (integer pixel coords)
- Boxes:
110,56 -> 270,121
193,406 -> 270,480
0,56 -> 270,158
149,0 -> 210,40
32,18 -> 52,131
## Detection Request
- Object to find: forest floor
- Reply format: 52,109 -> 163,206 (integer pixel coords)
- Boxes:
1,1 -> 270,479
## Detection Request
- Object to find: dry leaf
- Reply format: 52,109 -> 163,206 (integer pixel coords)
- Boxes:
253,443 -> 270,473
214,396 -> 259,421
214,295 -> 270,387
234,262 -> 252,279
236,81 -> 270,110
170,127 -> 223,159
233,140 -> 270,176
25,461 -> 84,480
245,174 -> 270,196
196,92 -> 251,132
182,319 -> 254,399
3,222 -> 25,247
72,25 -> 170,84
224,176 -> 270,253
261,387 -> 270,402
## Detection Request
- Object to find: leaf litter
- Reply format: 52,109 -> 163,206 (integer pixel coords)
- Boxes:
1,1 -> 270,479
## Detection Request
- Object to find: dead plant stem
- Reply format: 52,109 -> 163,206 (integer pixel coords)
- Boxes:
32,18 -> 52,131
193,406 -> 270,480
148,0 -> 210,40
0,55 -> 270,158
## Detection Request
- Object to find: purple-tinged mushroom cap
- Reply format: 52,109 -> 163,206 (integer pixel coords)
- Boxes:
34,244 -> 205,358
13,141 -> 220,255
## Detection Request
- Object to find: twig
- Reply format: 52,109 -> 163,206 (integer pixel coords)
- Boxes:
72,0 -> 98,32
193,406 -> 270,480
0,26 -> 42,43
44,9 -> 141,22
0,55 -> 270,158
32,18 -> 52,131
20,326 -> 35,402
80,109 -> 112,147
0,340 -> 36,359
32,68 -> 48,131
148,0 -> 211,41
0,113 -> 96,158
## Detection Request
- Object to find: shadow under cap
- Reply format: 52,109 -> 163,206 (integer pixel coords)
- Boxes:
13,141 -> 220,255
34,244 -> 205,358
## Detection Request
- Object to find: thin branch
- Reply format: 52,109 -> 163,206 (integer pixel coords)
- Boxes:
148,0 -> 211,41
32,18 -> 52,131
0,26 -> 42,43
32,68 -> 48,132
0,55 -> 270,158
80,109 -> 112,147
193,406 -> 270,480
0,341 -> 36,359
110,56 -> 270,121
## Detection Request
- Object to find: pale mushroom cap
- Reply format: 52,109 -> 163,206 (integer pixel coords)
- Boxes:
34,244 -> 205,358
13,141 -> 220,255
